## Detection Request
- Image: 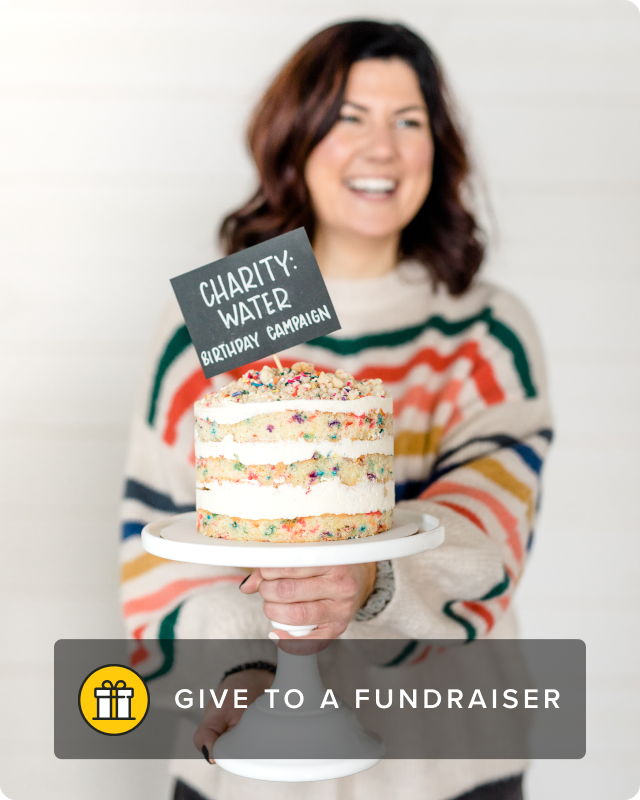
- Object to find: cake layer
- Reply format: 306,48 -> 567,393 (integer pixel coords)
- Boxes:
196,453 -> 393,489
195,435 -> 394,463
196,509 -> 394,542
195,409 -> 392,443
195,395 -> 393,424
196,479 -> 394,519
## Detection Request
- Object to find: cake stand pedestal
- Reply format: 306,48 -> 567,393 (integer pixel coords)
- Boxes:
142,508 -> 444,782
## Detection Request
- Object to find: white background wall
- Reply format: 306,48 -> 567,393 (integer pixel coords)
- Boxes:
0,1 -> 638,799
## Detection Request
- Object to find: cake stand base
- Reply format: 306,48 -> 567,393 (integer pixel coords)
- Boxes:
213,758 -> 382,782
211,646 -> 384,780
142,508 -> 444,782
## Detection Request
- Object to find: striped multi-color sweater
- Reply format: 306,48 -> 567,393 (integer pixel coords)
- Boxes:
121,259 -> 552,654
120,261 -> 551,798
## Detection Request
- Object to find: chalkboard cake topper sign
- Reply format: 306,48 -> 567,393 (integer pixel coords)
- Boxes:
170,228 -> 341,379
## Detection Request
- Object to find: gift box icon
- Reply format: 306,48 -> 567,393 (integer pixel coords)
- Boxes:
93,679 -> 135,721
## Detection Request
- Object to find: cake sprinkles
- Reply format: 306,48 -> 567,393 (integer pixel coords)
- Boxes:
198,362 -> 387,404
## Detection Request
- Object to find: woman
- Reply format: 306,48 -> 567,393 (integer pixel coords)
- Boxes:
121,20 -> 551,800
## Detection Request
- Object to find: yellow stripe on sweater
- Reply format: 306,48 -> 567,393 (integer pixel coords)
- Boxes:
395,426 -> 444,457
121,552 -> 167,583
468,458 -> 533,521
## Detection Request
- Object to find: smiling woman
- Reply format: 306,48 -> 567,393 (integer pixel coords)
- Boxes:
120,19 -> 550,800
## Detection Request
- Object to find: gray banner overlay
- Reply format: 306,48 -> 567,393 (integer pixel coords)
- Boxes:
55,639 -> 585,759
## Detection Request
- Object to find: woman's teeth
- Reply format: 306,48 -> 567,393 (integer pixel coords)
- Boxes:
345,177 -> 397,194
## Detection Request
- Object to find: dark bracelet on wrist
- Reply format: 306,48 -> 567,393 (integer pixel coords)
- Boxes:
222,661 -> 277,682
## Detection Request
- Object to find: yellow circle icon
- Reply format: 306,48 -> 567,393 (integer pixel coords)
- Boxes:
78,664 -> 150,735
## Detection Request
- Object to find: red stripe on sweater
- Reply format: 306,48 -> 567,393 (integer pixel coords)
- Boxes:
410,645 -> 432,665
132,624 -> 146,639
130,643 -> 149,666
163,371 -> 212,446
129,623 -> 149,666
355,342 -> 504,405
123,575 -> 243,617
162,358 -> 298,446
462,600 -> 495,632
162,343 -> 503,447
422,481 -> 523,564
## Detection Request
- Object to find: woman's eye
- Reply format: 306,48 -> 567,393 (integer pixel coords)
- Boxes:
396,118 -> 422,129
339,114 -> 361,124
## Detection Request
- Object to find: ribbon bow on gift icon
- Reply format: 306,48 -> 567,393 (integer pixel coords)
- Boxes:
102,679 -> 127,692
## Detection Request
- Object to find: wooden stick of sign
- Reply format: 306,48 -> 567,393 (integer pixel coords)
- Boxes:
273,354 -> 283,372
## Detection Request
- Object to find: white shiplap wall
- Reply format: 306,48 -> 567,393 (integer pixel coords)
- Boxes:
0,2 -> 638,799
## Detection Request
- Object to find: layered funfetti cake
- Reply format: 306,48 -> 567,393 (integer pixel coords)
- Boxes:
195,362 -> 394,542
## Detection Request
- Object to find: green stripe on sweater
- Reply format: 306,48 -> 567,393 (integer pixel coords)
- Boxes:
382,639 -> 419,667
309,307 -> 536,398
443,569 -> 510,641
443,601 -> 478,641
142,603 -> 182,682
481,569 -> 510,601
147,326 -> 192,426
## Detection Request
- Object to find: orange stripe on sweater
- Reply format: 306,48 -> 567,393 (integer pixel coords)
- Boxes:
423,481 -> 523,564
395,426 -> 444,457
123,575 -> 243,617
496,595 -> 510,611
393,380 -> 464,417
469,457 -> 533,522
121,552 -> 167,582
444,407 -> 464,434
437,500 -> 488,534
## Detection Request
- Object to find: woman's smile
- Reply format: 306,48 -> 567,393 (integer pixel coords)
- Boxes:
343,176 -> 400,200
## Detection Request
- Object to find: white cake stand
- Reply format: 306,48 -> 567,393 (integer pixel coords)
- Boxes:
142,508 -> 444,782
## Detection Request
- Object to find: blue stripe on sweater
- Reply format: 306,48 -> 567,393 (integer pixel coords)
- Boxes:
123,478 -> 196,514
121,521 -> 145,540
395,430 -> 552,502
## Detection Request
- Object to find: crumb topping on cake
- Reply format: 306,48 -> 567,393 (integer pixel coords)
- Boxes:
200,362 -> 387,404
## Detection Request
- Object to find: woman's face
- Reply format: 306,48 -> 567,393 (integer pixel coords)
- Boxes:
305,57 -> 434,243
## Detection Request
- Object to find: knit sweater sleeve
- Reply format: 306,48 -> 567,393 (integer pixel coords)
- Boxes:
346,287 -> 553,641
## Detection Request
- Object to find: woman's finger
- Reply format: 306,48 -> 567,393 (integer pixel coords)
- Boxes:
193,705 -> 237,764
239,568 -> 263,594
259,566 -> 330,581
258,574 -> 345,604
262,598 -> 337,627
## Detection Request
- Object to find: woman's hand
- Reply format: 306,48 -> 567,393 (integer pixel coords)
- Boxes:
240,563 -> 377,640
194,669 -> 275,764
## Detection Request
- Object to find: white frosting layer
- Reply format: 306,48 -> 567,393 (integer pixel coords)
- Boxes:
194,396 -> 393,424
195,435 -> 394,464
196,479 -> 394,519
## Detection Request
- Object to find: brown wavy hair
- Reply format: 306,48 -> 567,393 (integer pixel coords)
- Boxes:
220,20 -> 484,295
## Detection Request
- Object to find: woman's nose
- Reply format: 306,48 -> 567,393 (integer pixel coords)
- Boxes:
362,122 -> 397,162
